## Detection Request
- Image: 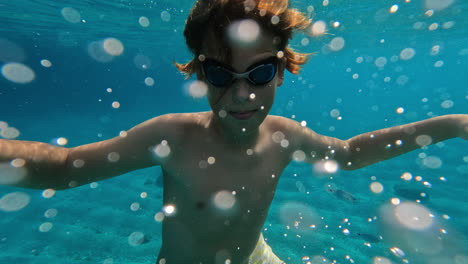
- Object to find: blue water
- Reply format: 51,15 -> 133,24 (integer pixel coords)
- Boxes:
0,0 -> 467,263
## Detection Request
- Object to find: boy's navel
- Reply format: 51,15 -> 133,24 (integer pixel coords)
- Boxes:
196,201 -> 206,210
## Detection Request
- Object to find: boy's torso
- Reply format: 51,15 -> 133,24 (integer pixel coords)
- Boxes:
156,112 -> 294,264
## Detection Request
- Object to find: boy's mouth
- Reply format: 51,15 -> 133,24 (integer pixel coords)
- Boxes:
229,110 -> 258,120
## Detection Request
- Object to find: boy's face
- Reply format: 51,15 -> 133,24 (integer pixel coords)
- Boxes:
198,27 -> 285,136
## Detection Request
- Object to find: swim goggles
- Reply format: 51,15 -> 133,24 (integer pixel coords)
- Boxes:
201,56 -> 278,87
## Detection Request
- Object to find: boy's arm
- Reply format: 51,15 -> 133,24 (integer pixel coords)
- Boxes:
0,114 -> 177,190
292,114 -> 467,170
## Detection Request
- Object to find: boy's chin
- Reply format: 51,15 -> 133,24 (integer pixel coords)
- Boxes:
222,114 -> 267,135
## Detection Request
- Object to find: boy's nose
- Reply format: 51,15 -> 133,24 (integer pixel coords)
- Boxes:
231,80 -> 251,103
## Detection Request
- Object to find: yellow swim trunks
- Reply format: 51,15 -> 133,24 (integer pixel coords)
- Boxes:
248,233 -> 285,264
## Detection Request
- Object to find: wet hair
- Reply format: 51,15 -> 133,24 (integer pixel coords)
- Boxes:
174,0 -> 312,78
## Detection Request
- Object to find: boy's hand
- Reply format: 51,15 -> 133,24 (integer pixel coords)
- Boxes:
459,115 -> 468,140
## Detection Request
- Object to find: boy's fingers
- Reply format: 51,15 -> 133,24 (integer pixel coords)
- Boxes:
461,116 -> 468,140
463,124 -> 468,140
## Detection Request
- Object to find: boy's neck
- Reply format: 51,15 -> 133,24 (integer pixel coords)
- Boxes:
208,112 -> 260,147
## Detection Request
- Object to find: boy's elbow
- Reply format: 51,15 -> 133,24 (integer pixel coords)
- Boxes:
336,145 -> 373,171
28,147 -> 73,191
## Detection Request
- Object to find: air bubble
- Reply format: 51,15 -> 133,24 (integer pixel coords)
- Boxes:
394,202 -> 434,230
310,21 -> 327,36
0,162 -> 26,185
219,110 -> 227,118
107,152 -> 120,162
330,109 -> 340,118
161,11 -> 171,22
400,48 -> 416,60
370,182 -> 384,193
329,37 -> 345,52
428,23 -> 439,31
39,222 -> 53,232
1,62 -> 35,84
187,80 -> 208,98
396,75 -> 409,86
390,197 -> 401,205
227,19 -> 260,46
272,131 -> 285,143
430,45 -> 440,56
61,7 -> 81,23
280,139 -> 289,148
128,231 -> 146,246
41,59 -> 52,67
425,0 -> 454,11
73,159 -> 85,168
442,21 -> 455,29
103,38 -> 124,56
415,135 -> 432,146
145,77 -> 155,86
154,212 -> 165,222
111,101 -> 120,109
413,21 -> 425,30
213,190 -> 236,210
422,156 -> 442,169
271,16 -> 280,25
56,137 -> 68,146
441,100 -> 453,109
162,204 -> 176,216
375,57 -> 387,68
44,208 -> 58,218
207,156 -> 216,165
0,192 -> 30,212
389,247 -> 405,258
314,160 -> 339,174
276,51 -> 284,58
154,140 -> 171,158
42,189 -> 56,198
389,4 -> 399,13
88,41 -> 113,63
434,60 -> 444,67
292,150 -> 306,162
130,202 -> 140,211
1,127 -> 20,139
138,16 -> 150,27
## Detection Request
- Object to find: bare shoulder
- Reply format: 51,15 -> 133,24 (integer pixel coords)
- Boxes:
262,115 -> 330,149
129,112 -> 210,136
263,115 -> 304,133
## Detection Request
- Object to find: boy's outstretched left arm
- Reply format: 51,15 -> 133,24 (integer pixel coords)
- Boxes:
292,114 -> 467,170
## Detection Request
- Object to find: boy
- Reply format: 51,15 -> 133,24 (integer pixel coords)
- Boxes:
0,0 -> 467,263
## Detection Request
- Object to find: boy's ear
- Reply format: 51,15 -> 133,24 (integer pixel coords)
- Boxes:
277,57 -> 286,86
195,63 -> 204,80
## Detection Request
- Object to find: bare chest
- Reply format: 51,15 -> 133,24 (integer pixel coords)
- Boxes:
161,138 -> 291,229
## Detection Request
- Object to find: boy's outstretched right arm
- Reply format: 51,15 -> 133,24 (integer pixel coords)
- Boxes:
0,114 -> 178,190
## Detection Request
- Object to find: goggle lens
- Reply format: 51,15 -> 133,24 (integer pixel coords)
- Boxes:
202,57 -> 278,87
